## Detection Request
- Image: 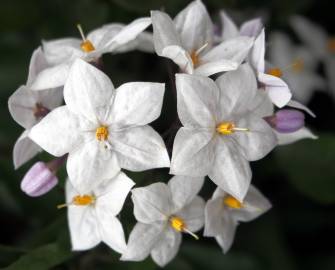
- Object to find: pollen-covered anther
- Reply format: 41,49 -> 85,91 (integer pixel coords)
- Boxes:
96,126 -> 109,141
267,67 -> 283,78
77,24 -> 95,52
169,216 -> 199,240
223,195 -> 243,209
216,122 -> 249,135
190,43 -> 208,67
327,38 -> 335,53
57,194 -> 95,209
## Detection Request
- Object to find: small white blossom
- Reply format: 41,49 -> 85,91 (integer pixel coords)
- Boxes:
61,172 -> 134,252
29,59 -> 170,193
121,176 -> 205,267
204,185 -> 271,253
151,0 -> 254,77
8,47 -> 63,168
31,18 -> 152,90
170,64 -> 277,201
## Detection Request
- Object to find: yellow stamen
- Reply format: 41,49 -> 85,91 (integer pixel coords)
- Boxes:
327,38 -> 335,53
77,24 -> 95,52
291,58 -> 304,73
223,195 -> 243,209
190,51 -> 200,67
267,67 -> 283,78
169,216 -> 199,240
96,126 -> 109,141
216,122 -> 249,135
57,194 -> 95,209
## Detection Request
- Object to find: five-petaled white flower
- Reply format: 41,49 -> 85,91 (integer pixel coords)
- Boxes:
59,172 -> 134,252
8,47 -> 63,169
170,64 -> 277,201
31,17 -> 152,90
121,176 -> 205,267
204,185 -> 271,253
29,59 -> 170,193
150,0 -> 254,77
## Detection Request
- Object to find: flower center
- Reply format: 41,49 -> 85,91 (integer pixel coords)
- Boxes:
169,216 -> 199,239
190,51 -> 200,67
77,24 -> 95,53
267,59 -> 304,77
327,37 -> 335,53
96,126 -> 109,141
223,195 -> 243,209
216,122 -> 249,135
33,103 -> 50,119
267,67 -> 283,78
57,194 -> 95,209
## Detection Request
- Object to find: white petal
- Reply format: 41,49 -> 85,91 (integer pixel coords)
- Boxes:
215,215 -> 237,253
67,140 -> 120,193
240,18 -> 263,37
30,63 -> 70,90
268,32 -> 294,68
13,130 -> 41,169
121,222 -> 165,262
151,227 -> 182,267
36,87 -> 63,110
8,85 -> 38,129
94,172 -> 135,215
209,138 -> 251,202
27,47 -> 48,85
131,183 -> 172,223
216,63 -> 257,118
175,73 -> 219,128
258,72 -> 292,108
202,36 -> 253,65
161,45 -> 193,74
231,185 -> 271,222
176,196 -> 205,232
29,106 -> 83,157
287,100 -> 315,117
174,0 -> 213,52
233,114 -> 277,161
250,29 -> 265,73
170,127 -> 215,177
204,197 -> 224,237
64,59 -> 114,122
66,182 -> 100,251
108,82 -> 165,127
194,59 -> 239,76
248,90 -> 274,118
276,127 -> 317,145
168,175 -> 204,212
220,11 -> 239,40
110,126 -> 170,171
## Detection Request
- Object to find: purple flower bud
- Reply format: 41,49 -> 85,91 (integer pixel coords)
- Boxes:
264,109 -> 305,133
21,161 -> 58,197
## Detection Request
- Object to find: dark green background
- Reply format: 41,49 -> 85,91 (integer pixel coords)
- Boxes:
1,0 -> 334,269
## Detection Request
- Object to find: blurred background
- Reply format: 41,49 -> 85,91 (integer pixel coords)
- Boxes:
0,0 -> 334,269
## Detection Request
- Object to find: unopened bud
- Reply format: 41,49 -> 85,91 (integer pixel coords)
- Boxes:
264,109 -> 305,133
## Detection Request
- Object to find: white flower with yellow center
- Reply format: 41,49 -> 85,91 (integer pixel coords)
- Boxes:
121,176 -> 205,267
170,64 -> 277,201
8,47 -> 63,169
150,0 -> 254,77
204,185 -> 271,253
58,172 -> 134,252
29,59 -> 169,193
30,17 -> 152,90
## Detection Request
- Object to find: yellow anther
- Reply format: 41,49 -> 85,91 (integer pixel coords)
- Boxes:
190,50 -> 200,67
80,40 -> 95,52
223,195 -> 243,209
327,38 -> 335,53
267,67 -> 283,78
216,122 -> 249,135
170,216 -> 185,232
291,58 -> 304,73
57,194 -> 95,209
96,126 -> 109,141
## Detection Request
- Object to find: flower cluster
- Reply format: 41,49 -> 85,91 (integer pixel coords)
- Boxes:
8,0 -> 318,267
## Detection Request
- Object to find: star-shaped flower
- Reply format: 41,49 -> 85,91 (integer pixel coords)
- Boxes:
151,0 -> 254,77
59,172 -> 134,252
204,185 -> 271,253
8,47 -> 63,169
170,64 -> 277,201
29,59 -> 170,193
31,17 -> 152,90
121,176 -> 205,267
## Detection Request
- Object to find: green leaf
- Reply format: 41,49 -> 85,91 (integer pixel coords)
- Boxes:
275,133 -> 335,204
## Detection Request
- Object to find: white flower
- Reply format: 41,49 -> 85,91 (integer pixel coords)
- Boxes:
29,59 -> 170,193
151,0 -> 254,77
8,47 -> 63,169
268,31 -> 326,104
170,64 -> 277,201
204,185 -> 271,253
121,176 -> 205,267
59,172 -> 134,252
31,17 -> 152,90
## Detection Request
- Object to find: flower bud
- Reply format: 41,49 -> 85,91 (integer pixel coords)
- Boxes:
21,161 -> 58,197
264,109 -> 305,133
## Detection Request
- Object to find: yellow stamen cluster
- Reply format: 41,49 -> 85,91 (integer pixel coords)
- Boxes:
170,216 -> 185,232
57,194 -> 95,209
80,40 -> 95,52
216,122 -> 235,135
291,58 -> 304,73
223,195 -> 243,209
327,38 -> 335,53
190,50 -> 200,67
267,67 -> 283,78
96,126 -> 109,141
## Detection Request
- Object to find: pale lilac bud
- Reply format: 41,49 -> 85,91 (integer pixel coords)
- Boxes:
264,109 -> 305,133
21,161 -> 58,197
